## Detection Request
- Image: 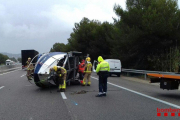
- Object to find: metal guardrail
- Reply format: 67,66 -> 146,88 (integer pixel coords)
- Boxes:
0,65 -> 5,67
122,68 -> 178,80
0,64 -> 21,73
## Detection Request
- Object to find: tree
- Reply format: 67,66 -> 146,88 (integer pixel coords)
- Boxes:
113,0 -> 180,70
18,58 -> 22,63
67,17 -> 114,61
50,43 -> 68,52
0,53 -> 9,65
9,57 -> 17,62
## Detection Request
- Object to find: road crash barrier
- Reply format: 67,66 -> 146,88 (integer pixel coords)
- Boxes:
0,64 -> 21,73
122,68 -> 176,80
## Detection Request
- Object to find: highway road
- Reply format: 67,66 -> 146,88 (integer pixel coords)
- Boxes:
0,69 -> 180,120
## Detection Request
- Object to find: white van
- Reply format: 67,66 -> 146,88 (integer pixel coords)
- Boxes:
93,59 -> 121,77
105,59 -> 121,77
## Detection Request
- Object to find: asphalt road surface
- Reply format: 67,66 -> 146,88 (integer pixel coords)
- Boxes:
0,69 -> 180,120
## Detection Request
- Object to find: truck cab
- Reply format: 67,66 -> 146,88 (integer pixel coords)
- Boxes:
6,59 -> 13,65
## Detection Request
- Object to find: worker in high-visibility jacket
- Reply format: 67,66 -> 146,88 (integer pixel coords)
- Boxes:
78,59 -> 85,83
26,57 -> 34,80
82,57 -> 92,86
96,56 -> 110,97
51,66 -> 67,92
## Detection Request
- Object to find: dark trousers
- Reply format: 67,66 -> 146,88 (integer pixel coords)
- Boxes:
79,72 -> 84,80
99,74 -> 108,93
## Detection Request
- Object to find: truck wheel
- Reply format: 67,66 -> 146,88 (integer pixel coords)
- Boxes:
117,74 -> 120,77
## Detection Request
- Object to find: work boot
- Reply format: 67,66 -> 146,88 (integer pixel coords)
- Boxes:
27,76 -> 32,80
102,93 -> 106,96
61,89 -> 65,92
95,94 -> 103,97
57,89 -> 61,92
87,84 -> 90,86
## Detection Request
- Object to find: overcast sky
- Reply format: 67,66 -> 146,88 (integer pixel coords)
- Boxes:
0,0 -> 179,54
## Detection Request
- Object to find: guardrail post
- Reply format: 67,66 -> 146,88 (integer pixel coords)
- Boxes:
144,72 -> 147,80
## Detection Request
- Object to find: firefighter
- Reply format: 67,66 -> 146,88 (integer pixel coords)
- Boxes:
78,59 -> 85,84
26,57 -> 34,80
95,56 -> 110,97
51,66 -> 67,92
82,57 -> 92,86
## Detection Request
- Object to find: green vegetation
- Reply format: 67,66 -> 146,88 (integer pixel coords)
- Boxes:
50,0 -> 180,72
0,53 -> 9,65
9,57 -> 17,62
17,58 -> 22,63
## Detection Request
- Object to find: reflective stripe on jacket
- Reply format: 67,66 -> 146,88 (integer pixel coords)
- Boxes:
96,60 -> 110,73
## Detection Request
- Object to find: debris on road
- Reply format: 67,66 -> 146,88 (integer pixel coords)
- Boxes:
71,90 -> 87,95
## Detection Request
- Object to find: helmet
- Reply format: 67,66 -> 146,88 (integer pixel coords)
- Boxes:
86,57 -> 91,62
53,66 -> 58,72
81,59 -> 85,63
98,56 -> 103,62
28,57 -> 31,60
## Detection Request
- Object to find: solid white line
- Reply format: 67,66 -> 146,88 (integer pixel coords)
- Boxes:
21,74 -> 26,77
0,86 -> 5,89
0,69 -> 21,76
91,76 -> 180,109
61,92 -> 67,99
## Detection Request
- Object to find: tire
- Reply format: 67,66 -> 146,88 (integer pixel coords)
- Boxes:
117,74 -> 120,77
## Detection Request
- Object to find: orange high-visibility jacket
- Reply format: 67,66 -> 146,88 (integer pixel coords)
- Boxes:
78,62 -> 85,73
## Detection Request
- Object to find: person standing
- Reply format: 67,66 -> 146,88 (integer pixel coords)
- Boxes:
26,57 -> 33,80
96,56 -> 110,97
82,57 -> 92,86
78,59 -> 85,84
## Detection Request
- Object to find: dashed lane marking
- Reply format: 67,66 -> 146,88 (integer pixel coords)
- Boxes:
61,92 -> 67,99
0,86 -> 5,89
91,76 -> 180,109
21,74 -> 26,77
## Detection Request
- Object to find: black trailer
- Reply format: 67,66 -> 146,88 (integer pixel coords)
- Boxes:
21,49 -> 39,69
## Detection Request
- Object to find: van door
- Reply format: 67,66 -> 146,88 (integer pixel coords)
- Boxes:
106,60 -> 121,72
93,60 -> 98,72
114,60 -> 121,69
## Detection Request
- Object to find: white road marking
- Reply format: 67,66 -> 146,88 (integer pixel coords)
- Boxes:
21,74 -> 26,77
61,92 -> 67,99
91,76 -> 180,109
0,69 -> 21,76
1,67 -> 21,72
0,86 -> 5,89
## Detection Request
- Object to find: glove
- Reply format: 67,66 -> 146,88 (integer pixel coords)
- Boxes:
59,74 -> 62,77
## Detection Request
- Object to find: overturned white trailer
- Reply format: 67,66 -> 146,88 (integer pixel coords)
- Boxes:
30,51 -> 84,87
